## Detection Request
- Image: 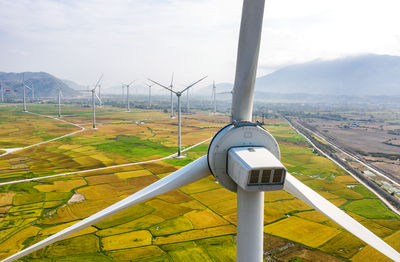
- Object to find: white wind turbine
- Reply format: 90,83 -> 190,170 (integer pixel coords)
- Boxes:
57,88 -> 63,118
149,76 -> 207,157
3,1 -> 400,262
79,75 -> 103,129
22,75 -> 33,112
144,83 -> 153,108
122,80 -> 135,112
1,83 -> 3,103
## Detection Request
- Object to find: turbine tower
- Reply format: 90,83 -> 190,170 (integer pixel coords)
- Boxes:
57,88 -> 63,118
149,76 -> 207,157
144,83 -> 153,108
22,75 -> 33,112
3,1 -> 400,262
79,75 -> 103,129
1,83 -> 3,103
31,83 -> 34,101
122,80 -> 135,112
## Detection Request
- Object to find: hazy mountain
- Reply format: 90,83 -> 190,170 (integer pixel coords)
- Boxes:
62,79 -> 86,91
0,72 -> 78,98
255,54 -> 400,96
198,54 -> 400,98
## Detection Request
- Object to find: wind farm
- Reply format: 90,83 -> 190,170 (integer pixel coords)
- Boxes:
1,0 -> 400,262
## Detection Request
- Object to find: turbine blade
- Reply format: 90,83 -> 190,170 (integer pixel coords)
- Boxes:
93,74 -> 104,89
284,172 -> 400,261
181,76 -> 207,93
128,80 -> 135,86
231,0 -> 265,122
148,79 -> 176,94
2,156 -> 210,262
95,92 -> 103,105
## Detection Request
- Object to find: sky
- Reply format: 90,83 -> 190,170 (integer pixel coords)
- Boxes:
1,0 -> 400,90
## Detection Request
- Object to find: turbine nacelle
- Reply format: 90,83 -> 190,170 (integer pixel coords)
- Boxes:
208,122 -> 282,192
227,146 -> 286,191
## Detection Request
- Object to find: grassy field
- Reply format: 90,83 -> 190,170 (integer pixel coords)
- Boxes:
0,104 -> 399,261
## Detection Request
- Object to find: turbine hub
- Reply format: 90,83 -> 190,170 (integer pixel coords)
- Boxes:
207,122 -> 282,192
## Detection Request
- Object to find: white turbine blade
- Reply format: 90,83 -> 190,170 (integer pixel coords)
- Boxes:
95,92 -> 103,105
284,173 -> 400,261
231,0 -> 265,122
148,78 -> 176,94
93,74 -> 104,89
127,80 -> 135,86
2,156 -> 210,262
181,76 -> 207,93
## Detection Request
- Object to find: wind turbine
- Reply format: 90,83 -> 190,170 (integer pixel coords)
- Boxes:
1,83 -> 3,103
31,83 -> 34,101
79,75 -> 103,129
57,88 -> 63,118
22,75 -> 33,112
217,90 -> 233,119
144,83 -> 153,108
122,80 -> 135,112
149,76 -> 207,157
3,1 -> 400,262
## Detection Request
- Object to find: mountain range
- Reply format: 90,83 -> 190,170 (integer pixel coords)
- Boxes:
2,54 -> 400,101
0,72 -> 78,98
205,54 -> 400,97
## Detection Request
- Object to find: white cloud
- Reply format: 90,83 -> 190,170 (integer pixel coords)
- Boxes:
0,0 -> 399,87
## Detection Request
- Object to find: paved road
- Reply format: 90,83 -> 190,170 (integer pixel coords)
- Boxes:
292,120 -> 400,188
287,120 -> 400,217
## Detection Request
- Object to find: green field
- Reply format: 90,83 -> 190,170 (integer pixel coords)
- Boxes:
0,104 -> 399,261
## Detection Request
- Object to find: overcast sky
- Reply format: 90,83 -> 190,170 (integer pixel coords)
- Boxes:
1,0 -> 400,89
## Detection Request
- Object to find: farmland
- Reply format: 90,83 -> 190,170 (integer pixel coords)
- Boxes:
0,103 -> 399,261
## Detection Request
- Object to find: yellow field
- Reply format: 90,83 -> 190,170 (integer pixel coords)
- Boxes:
264,216 -> 341,248
0,106 -> 399,261
101,230 -> 152,250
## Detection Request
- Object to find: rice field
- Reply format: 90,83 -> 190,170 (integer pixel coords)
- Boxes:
0,104 -> 399,261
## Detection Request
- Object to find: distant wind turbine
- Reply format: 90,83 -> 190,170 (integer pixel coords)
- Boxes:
122,81 -> 135,112
79,75 -> 103,129
144,83 -> 153,108
57,88 -> 63,118
149,76 -> 207,157
1,83 -> 3,103
22,75 -> 33,112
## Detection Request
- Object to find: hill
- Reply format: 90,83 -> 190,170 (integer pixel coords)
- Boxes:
0,72 -> 78,98
199,54 -> 400,98
256,54 -> 400,96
